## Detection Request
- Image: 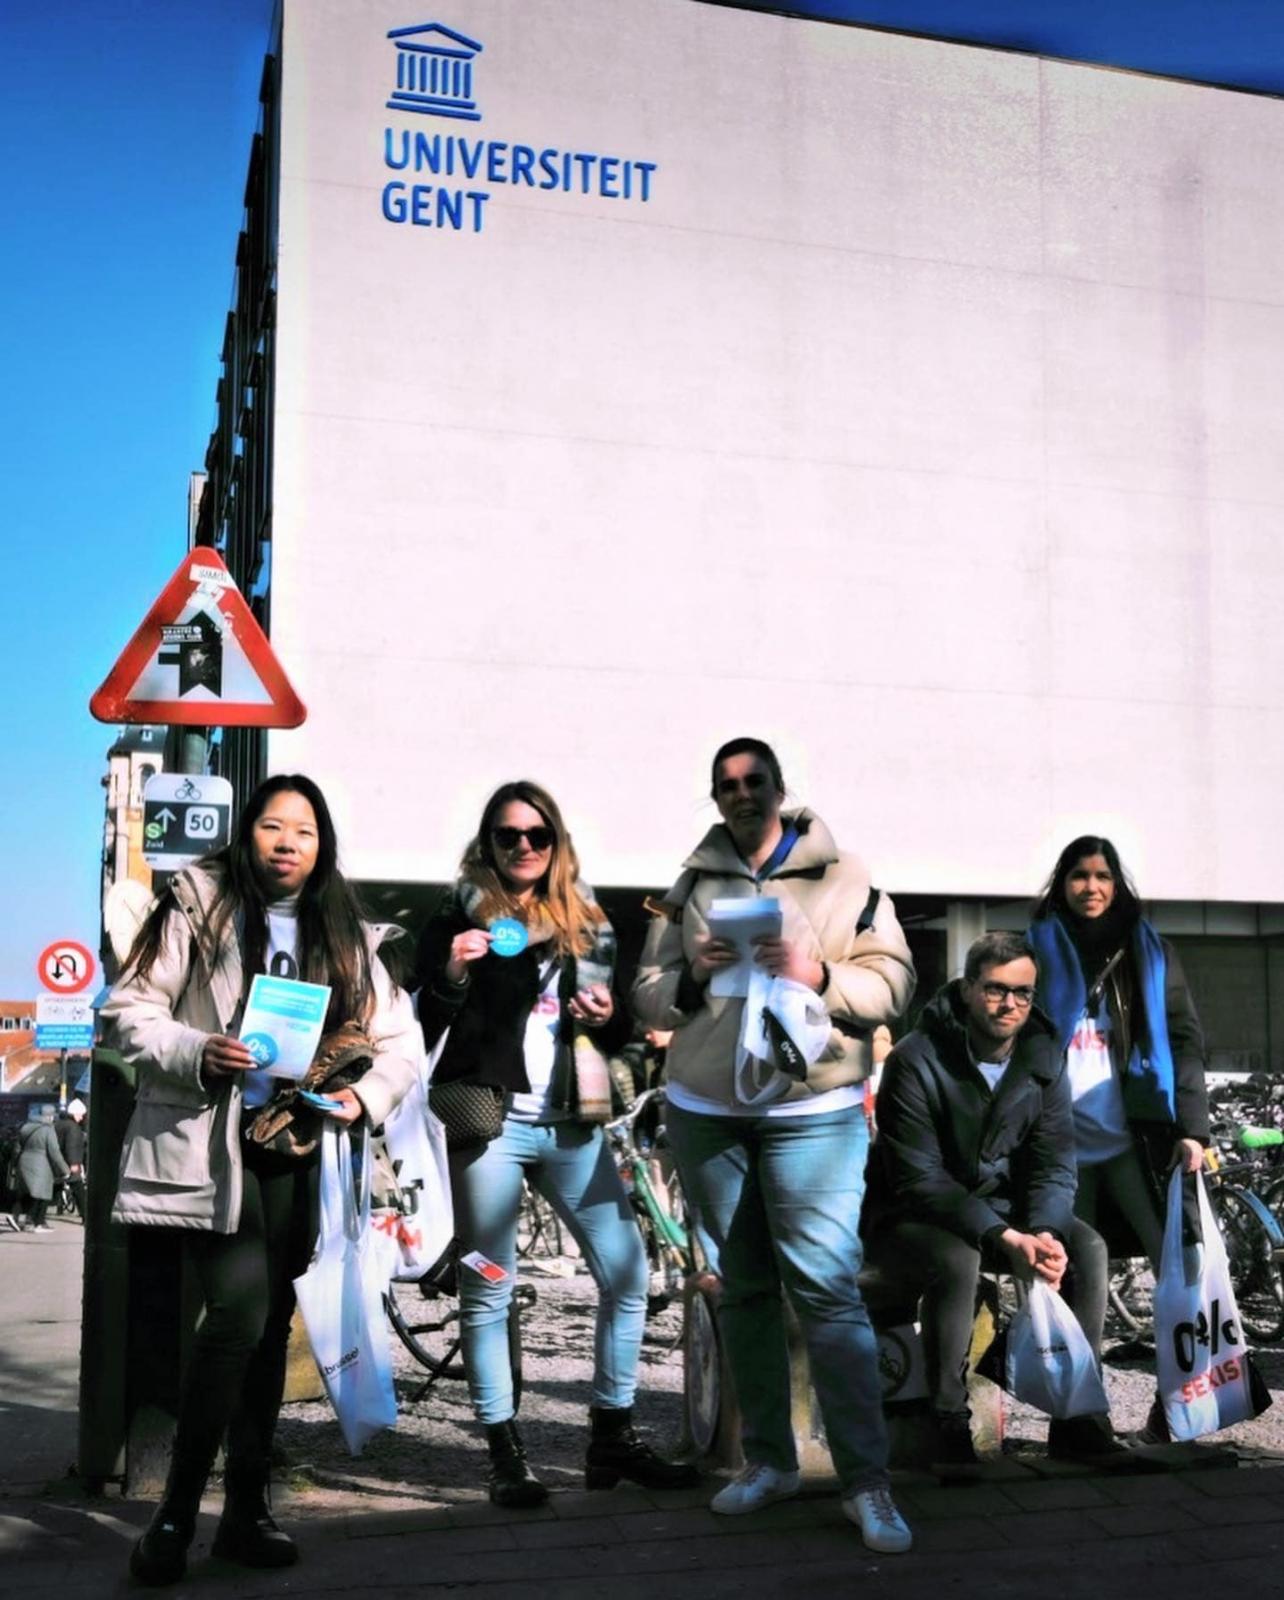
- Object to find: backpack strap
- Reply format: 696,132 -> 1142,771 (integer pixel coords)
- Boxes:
644,868 -> 699,926
856,886 -> 881,936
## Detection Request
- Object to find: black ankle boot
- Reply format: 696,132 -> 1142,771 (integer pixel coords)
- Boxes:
211,1466 -> 299,1569
129,1506 -> 195,1587
1047,1413 -> 1129,1461
585,1406 -> 701,1491
485,1419 -> 549,1508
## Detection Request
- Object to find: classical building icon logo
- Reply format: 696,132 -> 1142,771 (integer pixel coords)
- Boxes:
387,22 -> 483,122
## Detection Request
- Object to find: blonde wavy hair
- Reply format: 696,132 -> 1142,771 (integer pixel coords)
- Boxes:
460,780 -> 602,958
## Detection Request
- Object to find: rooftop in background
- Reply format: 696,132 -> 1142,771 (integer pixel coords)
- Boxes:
721,1 -> 1284,98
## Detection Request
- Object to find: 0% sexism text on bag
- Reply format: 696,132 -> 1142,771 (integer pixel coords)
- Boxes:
1154,1167 -> 1271,1442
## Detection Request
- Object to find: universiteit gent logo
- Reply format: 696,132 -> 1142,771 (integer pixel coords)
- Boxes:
379,18 -> 658,235
386,21 -> 483,122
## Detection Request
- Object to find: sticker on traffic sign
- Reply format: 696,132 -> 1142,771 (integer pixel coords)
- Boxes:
142,773 -> 234,870
38,940 -> 96,995
89,545 -> 306,728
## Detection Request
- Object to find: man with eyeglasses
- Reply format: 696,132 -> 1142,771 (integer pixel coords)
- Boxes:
863,931 -> 1119,1464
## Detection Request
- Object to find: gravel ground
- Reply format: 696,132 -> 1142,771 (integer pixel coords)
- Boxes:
273,1250 -> 1284,1513
276,1254 -> 691,1508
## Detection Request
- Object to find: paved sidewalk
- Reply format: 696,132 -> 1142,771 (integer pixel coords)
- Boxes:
3,1221 -> 1283,1595
4,1457 -> 1284,1598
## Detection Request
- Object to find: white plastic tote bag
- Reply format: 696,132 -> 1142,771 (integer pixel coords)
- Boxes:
734,972 -> 830,1107
379,1063 -> 453,1282
293,1125 -> 398,1455
1005,1279 -> 1108,1419
1155,1168 -> 1262,1441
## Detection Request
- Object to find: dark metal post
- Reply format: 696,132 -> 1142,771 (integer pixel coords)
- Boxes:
81,728 -> 210,1495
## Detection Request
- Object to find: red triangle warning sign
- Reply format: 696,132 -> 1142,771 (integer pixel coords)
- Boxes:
90,547 -> 306,728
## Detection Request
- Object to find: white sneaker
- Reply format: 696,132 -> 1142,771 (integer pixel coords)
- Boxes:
842,1484 -> 913,1554
709,1462 -> 801,1515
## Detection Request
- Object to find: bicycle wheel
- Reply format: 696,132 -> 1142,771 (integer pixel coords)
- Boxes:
386,1275 -> 529,1406
1212,1185 -> 1284,1345
385,1276 -> 468,1381
682,1275 -> 724,1457
516,1184 -> 564,1260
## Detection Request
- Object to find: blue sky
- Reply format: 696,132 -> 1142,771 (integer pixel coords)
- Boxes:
1,0 -> 1281,1001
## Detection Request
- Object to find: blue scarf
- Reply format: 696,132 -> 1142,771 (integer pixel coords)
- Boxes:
1028,913 -> 1176,1122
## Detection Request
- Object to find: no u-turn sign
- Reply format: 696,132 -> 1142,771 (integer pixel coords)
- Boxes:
37,940 -> 96,995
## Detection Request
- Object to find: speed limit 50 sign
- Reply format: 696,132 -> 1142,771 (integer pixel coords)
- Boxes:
142,773 -> 234,870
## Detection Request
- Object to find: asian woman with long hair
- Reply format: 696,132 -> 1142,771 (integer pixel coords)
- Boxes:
103,774 -> 420,1586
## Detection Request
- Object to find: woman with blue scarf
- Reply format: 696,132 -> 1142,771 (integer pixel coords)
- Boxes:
1029,834 -> 1209,1441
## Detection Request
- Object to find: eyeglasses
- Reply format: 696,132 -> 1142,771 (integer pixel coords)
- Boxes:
492,825 -> 554,852
716,773 -> 769,796
980,983 -> 1035,1008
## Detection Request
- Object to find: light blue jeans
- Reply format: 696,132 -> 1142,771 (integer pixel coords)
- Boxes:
666,1102 -> 888,1492
449,1118 -> 648,1424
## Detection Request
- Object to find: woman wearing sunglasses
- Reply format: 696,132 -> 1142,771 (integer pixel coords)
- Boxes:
1029,834 -> 1209,1443
414,780 -> 698,1506
633,738 -> 917,1554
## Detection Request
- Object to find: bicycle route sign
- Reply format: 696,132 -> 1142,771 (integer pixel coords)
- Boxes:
35,996 -> 95,1051
142,773 -> 234,870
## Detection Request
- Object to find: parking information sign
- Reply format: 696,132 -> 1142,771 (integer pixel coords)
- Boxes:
35,996 -> 95,1051
143,773 -> 234,870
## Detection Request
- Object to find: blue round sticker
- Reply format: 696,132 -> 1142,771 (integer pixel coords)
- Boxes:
490,918 -> 529,958
242,1031 -> 279,1066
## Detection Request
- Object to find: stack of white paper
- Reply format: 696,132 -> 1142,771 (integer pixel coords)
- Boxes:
705,897 -> 783,998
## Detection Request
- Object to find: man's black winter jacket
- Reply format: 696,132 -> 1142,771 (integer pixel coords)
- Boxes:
866,983 -> 1076,1247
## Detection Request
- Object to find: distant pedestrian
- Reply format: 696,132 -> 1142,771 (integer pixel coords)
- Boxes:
56,1099 -> 88,1220
15,1104 -> 69,1230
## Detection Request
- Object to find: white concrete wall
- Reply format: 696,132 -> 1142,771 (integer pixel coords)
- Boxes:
266,0 -> 1284,902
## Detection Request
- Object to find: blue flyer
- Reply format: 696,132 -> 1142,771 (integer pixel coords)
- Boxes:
238,973 -> 332,1081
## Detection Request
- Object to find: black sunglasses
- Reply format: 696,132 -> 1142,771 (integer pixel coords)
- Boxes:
492,825 -> 554,852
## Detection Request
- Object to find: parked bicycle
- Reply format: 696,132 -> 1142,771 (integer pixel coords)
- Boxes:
604,1089 -> 693,1314
1102,1083 -> 1284,1350
603,1089 -> 731,1456
515,1182 -> 565,1262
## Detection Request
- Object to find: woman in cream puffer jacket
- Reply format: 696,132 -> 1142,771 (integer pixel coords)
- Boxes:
102,773 -> 417,1589
633,738 -> 916,1555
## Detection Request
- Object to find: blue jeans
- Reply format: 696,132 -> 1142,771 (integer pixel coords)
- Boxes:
449,1119 -> 648,1424
666,1103 -> 888,1492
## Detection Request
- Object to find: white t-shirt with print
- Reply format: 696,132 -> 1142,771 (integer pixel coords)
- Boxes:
1067,996 -> 1132,1165
507,962 -> 568,1123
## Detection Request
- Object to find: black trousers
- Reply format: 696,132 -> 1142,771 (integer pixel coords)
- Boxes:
865,1216 -> 1107,1416
164,1142 -> 316,1514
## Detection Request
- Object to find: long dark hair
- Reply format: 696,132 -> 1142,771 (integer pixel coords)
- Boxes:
459,779 -> 601,959
123,773 -> 377,1029
1032,834 -> 1141,925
